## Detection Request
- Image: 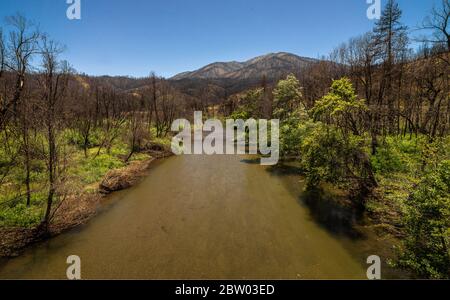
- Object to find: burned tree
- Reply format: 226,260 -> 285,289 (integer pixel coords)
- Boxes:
38,37 -> 71,228
0,14 -> 39,129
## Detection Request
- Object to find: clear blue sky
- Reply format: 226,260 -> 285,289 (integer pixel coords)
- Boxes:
0,0 -> 439,77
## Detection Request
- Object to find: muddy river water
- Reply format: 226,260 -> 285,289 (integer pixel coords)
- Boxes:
0,154 -> 390,279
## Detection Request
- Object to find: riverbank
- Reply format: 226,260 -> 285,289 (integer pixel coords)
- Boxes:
0,145 -> 173,258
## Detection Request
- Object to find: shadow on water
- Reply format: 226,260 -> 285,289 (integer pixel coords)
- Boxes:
241,159 -> 304,177
266,163 -> 303,176
266,163 -> 366,241
240,158 -> 261,165
300,188 -> 366,240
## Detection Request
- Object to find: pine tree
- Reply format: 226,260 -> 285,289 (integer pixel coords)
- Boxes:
372,0 -> 408,135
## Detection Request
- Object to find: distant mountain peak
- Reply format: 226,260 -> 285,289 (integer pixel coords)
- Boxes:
170,52 -> 316,81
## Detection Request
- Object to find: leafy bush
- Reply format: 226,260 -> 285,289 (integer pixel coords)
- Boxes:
396,160 -> 450,278
279,108 -> 310,157
229,109 -> 251,121
299,123 -> 369,190
371,137 -> 422,174
273,74 -> 303,121
371,141 -> 407,173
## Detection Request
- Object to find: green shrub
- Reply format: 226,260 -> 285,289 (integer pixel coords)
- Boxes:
279,109 -> 312,157
0,203 -> 43,227
299,123 -> 371,190
396,160 -> 450,278
371,136 -> 423,174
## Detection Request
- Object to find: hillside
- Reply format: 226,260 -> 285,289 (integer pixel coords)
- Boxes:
171,52 -> 316,81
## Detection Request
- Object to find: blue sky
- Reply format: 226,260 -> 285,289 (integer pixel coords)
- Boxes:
0,0 -> 439,77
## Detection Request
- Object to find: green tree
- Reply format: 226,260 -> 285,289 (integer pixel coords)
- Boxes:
273,74 -> 303,120
278,107 -> 310,158
230,88 -> 263,120
303,78 -> 377,201
312,77 -> 367,136
396,160 -> 450,278
300,124 -> 370,192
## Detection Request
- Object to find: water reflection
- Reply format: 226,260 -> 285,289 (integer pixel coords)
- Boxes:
266,163 -> 365,240
300,189 -> 365,239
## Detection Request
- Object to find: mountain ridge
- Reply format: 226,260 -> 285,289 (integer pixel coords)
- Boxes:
170,52 -> 316,81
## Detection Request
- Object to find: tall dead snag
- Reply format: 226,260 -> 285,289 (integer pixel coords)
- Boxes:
373,0 -> 408,136
19,90 -> 34,206
39,37 -> 70,229
143,72 -> 155,132
0,14 -> 39,129
149,74 -> 178,138
345,33 -> 379,154
150,72 -> 163,137
0,27 -> 5,79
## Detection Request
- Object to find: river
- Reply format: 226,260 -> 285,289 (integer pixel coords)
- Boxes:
0,153 -> 388,279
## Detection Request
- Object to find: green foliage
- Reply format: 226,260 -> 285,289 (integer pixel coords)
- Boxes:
296,78 -> 376,195
371,136 -> 423,174
152,136 -> 172,149
71,150 -> 126,185
396,160 -> 450,278
299,123 -> 368,190
273,74 -> 303,120
278,107 -> 310,157
229,109 -> 251,121
230,88 -> 263,120
312,77 -> 366,135
64,128 -> 103,148
0,203 -> 43,228
420,136 -> 450,172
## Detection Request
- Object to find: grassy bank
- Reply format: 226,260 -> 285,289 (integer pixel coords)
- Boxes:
0,127 -> 172,229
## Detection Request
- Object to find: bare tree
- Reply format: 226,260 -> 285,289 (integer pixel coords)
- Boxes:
71,85 -> 96,158
420,0 -> 450,52
125,109 -> 148,162
0,14 -> 40,129
18,89 -> 33,206
0,27 -> 5,78
143,72 -> 156,132
93,87 -> 126,158
38,37 -> 70,228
